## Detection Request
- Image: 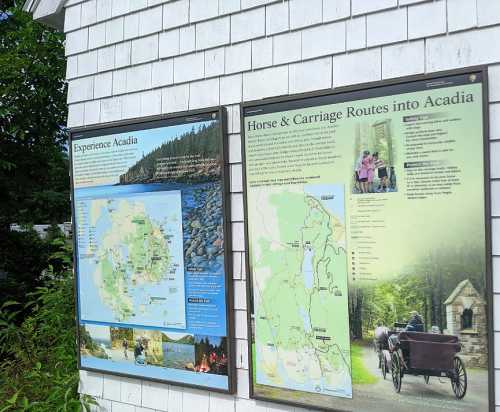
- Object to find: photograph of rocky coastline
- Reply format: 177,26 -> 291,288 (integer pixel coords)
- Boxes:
182,182 -> 224,273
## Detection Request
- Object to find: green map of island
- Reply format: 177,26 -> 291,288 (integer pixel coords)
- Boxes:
78,190 -> 186,329
250,184 -> 352,398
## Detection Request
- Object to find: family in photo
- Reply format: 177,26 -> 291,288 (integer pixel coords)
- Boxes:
354,150 -> 396,194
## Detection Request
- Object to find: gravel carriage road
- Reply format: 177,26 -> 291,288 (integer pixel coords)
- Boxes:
348,345 -> 490,412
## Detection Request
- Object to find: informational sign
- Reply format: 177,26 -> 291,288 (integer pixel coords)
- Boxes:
71,109 -> 235,392
242,70 -> 492,411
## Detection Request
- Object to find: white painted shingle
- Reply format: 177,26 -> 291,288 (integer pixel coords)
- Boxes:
123,13 -> 139,40
89,22 -> 106,49
105,17 -> 124,45
81,0 -> 97,27
159,29 -> 180,58
290,0 -> 322,29
183,389 -> 208,412
209,393 -> 234,412
251,37 -> 272,69
289,57 -> 332,94
115,41 -> 131,68
231,192 -> 244,221
78,371 -> 103,398
333,48 -> 381,87
65,28 -> 88,55
64,4 -> 81,32
96,0 -> 112,21
84,100 -> 100,125
196,17 -> 231,50
226,42 -> 252,74
189,78 -> 220,109
111,0 -> 130,17
490,65 -> 500,102
234,308 -> 247,338
162,84 -> 190,113
492,181 -> 500,217
112,68 -> 127,94
231,8 -> 265,43
273,31 -> 301,65
235,338 -> 249,369
447,0 -> 477,32
173,53 -> 205,83
426,26 -> 500,71
122,92 -> 141,119
491,141 -> 500,179
94,72 -> 113,99
97,45 -> 115,72
352,0 -> 397,16
220,0 -> 241,15
78,50 -> 98,77
140,89 -> 162,116
301,22 -> 345,60
266,2 -> 289,35
190,0 -> 218,22
221,73 -> 242,104
152,59 -> 174,88
66,55 -> 78,79
179,25 -> 196,54
382,41 -> 425,79
408,0 -> 447,40
205,47 -> 225,77
167,385 -> 183,412
323,0 -> 350,22
367,8 -> 407,47
477,0 -> 500,27
139,5 -> 163,36
243,65 -> 288,101
67,76 -> 94,103
131,35 -> 159,65
141,381 -> 169,412
67,103 -> 84,128
163,0 -> 189,30
127,64 -> 152,93
491,104 -> 500,140
346,16 -> 366,51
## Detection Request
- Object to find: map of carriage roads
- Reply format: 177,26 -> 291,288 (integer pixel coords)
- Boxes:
250,184 -> 352,398
76,190 -> 186,329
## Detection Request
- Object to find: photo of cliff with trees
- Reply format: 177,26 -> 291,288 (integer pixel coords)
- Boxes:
119,122 -> 221,185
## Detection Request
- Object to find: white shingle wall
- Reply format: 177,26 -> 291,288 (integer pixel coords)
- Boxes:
65,0 -> 500,411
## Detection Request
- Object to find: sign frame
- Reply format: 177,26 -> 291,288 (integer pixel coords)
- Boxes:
240,66 -> 493,411
70,107 -> 236,394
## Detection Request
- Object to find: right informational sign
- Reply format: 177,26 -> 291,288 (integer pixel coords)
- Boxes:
242,70 -> 492,411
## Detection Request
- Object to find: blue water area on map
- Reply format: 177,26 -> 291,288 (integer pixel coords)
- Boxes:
304,184 -> 345,223
81,356 -> 228,390
162,342 -> 195,369
75,181 -> 228,338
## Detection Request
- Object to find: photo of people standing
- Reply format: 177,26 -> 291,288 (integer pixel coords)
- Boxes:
353,120 -> 397,194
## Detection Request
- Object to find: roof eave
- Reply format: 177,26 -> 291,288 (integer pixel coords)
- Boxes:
23,0 -> 65,31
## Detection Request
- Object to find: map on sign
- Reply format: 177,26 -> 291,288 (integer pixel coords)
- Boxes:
77,190 -> 186,329
250,184 -> 352,398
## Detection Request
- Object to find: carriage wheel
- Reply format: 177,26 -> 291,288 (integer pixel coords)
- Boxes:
381,357 -> 387,380
391,353 -> 402,393
424,375 -> 430,384
451,357 -> 467,399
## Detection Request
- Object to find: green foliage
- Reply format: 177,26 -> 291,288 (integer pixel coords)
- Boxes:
352,244 -> 486,338
350,343 -> 378,385
0,235 -> 94,411
0,2 -> 69,229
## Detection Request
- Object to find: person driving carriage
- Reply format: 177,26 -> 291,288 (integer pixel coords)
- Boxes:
405,311 -> 424,332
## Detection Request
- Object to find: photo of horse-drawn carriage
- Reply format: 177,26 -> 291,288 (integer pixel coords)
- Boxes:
374,320 -> 467,400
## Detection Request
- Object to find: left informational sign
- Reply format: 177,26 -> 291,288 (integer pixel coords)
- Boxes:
71,109 -> 235,393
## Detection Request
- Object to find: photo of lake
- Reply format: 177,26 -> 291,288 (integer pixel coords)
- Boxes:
162,333 -> 195,370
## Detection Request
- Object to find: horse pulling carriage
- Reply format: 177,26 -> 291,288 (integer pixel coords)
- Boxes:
374,324 -> 467,399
